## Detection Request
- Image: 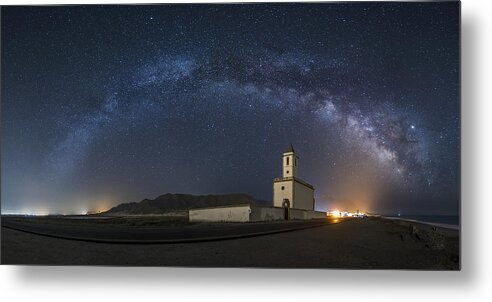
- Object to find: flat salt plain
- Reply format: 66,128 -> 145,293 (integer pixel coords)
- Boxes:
1,216 -> 459,269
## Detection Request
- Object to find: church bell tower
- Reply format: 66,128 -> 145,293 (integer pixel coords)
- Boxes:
282,143 -> 298,178
273,143 -> 314,211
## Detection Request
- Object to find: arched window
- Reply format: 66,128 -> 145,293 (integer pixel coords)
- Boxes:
286,156 -> 289,165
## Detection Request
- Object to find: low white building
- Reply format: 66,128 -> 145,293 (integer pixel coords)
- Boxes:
189,204 -> 325,223
273,144 -> 315,211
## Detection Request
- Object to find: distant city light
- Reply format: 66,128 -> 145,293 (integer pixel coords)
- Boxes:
327,210 -> 366,218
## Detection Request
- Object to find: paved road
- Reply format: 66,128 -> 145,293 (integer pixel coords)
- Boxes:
1,216 -> 338,243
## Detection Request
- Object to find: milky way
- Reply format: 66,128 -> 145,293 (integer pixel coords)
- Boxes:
1,3 -> 459,214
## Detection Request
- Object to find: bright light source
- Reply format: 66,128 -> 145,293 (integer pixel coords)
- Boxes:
327,209 -> 367,218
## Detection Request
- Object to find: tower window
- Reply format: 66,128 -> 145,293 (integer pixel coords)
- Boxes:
281,186 -> 285,190
286,170 -> 289,174
286,157 -> 289,165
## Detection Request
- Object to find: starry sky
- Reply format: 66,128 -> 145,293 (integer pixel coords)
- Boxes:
1,2 -> 459,215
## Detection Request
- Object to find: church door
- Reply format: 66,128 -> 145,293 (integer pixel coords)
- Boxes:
282,199 -> 290,220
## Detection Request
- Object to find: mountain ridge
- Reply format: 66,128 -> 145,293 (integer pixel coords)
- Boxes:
103,193 -> 269,215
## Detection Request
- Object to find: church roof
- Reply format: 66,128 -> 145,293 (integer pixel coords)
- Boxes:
286,143 -> 295,153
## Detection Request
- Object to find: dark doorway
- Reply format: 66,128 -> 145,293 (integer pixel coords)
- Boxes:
282,199 -> 290,220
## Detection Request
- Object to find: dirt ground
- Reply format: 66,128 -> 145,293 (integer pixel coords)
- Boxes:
1,217 -> 459,269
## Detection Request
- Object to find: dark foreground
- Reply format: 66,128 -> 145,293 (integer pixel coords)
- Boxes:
1,217 -> 459,269
1,215 -> 332,243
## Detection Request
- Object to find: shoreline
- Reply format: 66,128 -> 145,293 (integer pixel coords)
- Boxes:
382,216 -> 459,231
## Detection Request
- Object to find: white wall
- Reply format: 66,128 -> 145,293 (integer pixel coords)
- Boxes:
293,181 -> 314,210
250,206 -> 285,221
189,205 -> 325,222
273,180 -> 293,207
289,208 -> 326,220
189,205 -> 251,222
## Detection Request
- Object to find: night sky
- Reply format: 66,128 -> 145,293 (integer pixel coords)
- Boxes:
1,3 -> 459,215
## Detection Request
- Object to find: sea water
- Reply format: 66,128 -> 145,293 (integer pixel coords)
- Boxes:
393,215 -> 459,226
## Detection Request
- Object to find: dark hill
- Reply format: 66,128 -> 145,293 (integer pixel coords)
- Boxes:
103,193 -> 268,215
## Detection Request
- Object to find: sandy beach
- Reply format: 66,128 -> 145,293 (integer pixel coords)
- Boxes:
1,216 -> 459,269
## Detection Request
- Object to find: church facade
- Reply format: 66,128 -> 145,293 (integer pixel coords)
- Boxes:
273,144 -> 315,211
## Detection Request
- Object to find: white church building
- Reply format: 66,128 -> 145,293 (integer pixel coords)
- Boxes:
273,144 -> 315,211
189,144 -> 325,222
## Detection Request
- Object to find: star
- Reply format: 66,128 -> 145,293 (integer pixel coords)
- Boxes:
1,2 -> 460,215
